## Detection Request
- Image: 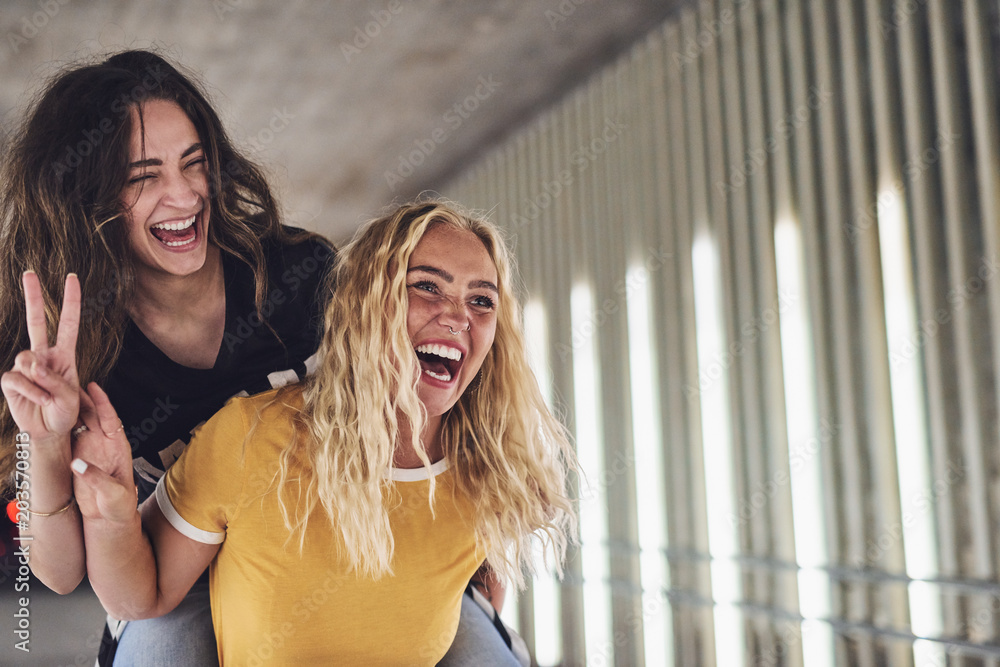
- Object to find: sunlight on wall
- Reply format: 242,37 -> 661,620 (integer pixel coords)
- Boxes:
570,283 -> 613,664
774,215 -> 835,667
691,232 -> 744,667
524,299 -> 563,667
625,263 -> 673,667
873,186 -> 943,666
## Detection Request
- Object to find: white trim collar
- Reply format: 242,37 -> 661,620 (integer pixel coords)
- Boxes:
389,457 -> 450,482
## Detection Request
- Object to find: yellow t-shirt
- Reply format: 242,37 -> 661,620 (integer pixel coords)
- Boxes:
156,387 -> 483,666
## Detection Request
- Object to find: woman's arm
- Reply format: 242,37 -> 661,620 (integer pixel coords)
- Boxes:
0,273 -> 85,593
13,430 -> 85,593
70,383 -> 219,620
20,433 -> 85,593
79,490 -> 219,620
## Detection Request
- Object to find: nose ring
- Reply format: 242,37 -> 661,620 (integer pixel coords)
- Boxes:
448,325 -> 470,335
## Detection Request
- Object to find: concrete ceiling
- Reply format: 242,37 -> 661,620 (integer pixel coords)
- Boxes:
1,0 -> 678,242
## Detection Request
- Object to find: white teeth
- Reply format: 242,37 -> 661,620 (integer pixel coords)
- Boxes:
163,237 -> 196,247
415,344 -> 462,361
423,369 -> 452,382
151,215 -> 196,231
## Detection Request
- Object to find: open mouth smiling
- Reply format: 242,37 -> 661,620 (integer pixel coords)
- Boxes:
415,343 -> 463,383
150,213 -> 198,248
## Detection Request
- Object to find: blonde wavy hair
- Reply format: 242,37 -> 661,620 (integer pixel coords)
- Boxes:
273,200 -> 577,586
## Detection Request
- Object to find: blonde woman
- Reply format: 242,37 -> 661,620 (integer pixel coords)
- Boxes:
58,201 -> 575,664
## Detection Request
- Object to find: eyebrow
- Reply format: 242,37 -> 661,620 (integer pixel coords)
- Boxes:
128,143 -> 203,169
408,265 -> 499,293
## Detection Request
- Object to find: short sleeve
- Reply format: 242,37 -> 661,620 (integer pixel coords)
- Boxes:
155,398 -> 251,544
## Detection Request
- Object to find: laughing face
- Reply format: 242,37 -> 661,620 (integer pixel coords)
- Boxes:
122,99 -> 211,279
406,224 -> 499,419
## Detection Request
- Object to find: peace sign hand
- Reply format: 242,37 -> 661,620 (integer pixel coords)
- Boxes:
0,272 -> 82,445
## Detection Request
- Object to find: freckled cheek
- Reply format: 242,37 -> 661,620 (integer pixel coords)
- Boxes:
480,319 -> 498,344
471,327 -> 497,370
406,300 -> 436,333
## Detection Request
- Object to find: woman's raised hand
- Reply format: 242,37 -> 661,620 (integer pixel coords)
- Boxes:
0,272 -> 81,444
71,383 -> 137,524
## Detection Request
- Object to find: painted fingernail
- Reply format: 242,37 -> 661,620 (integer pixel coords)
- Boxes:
71,459 -> 88,475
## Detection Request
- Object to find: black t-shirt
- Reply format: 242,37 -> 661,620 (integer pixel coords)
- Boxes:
103,233 -> 334,502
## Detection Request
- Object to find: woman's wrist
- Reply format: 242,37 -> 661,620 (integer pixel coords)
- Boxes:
24,496 -> 76,517
81,504 -> 141,535
27,431 -> 72,458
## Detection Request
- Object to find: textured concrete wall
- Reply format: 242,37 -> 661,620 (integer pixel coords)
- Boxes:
0,0 -> 678,242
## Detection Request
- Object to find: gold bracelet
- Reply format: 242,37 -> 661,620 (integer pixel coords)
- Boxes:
25,497 -> 76,517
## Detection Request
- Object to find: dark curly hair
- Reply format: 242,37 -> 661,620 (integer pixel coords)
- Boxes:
0,49 -> 318,486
